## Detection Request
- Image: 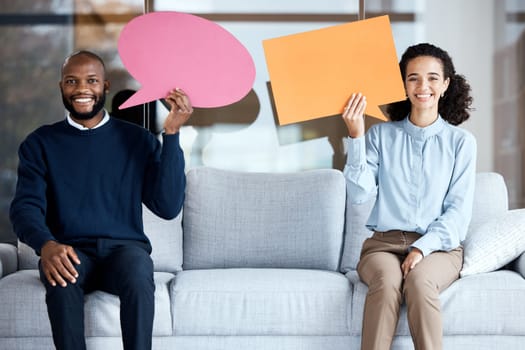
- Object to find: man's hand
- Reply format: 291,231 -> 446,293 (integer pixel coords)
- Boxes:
401,248 -> 423,279
163,88 -> 193,135
342,92 -> 366,138
40,240 -> 80,287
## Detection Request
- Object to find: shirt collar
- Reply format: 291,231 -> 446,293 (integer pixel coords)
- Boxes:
66,110 -> 109,130
402,115 -> 445,141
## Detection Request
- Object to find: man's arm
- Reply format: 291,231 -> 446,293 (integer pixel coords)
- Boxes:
142,89 -> 192,219
10,136 -> 80,286
10,137 -> 54,253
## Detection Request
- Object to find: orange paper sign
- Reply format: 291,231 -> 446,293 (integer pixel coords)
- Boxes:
263,15 -> 405,125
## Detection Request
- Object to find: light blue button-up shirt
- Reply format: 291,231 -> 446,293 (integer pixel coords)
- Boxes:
344,116 -> 477,256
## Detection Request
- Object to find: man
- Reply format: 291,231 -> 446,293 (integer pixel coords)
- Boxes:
9,50 -> 192,350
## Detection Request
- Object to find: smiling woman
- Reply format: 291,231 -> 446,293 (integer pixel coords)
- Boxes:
387,43 -> 473,127
342,42 -> 477,350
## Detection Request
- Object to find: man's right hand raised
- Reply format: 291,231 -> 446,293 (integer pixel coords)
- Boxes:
40,240 -> 80,287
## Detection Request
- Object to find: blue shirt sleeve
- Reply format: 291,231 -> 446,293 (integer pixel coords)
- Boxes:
411,132 -> 477,256
343,134 -> 378,204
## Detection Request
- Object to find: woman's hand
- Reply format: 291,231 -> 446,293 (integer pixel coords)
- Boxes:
401,248 -> 424,278
342,93 -> 366,138
163,88 -> 193,134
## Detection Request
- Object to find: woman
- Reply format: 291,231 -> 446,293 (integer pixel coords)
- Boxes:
342,43 -> 477,350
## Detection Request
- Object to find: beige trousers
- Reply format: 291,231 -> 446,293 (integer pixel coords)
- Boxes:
357,230 -> 463,350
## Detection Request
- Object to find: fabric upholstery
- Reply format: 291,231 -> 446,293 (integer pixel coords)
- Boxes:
350,270 -> 525,336
339,199 -> 375,273
171,268 -> 351,335
514,252 -> 525,279
18,241 -> 39,270
182,168 -> 346,271
0,243 -> 17,277
84,271 -> 175,336
1,169 -> 524,350
0,270 -> 176,337
462,209 -> 525,276
142,205 -> 183,273
468,172 -> 509,230
15,205 -> 183,273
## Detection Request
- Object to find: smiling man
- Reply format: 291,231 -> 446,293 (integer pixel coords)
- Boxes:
9,50 -> 193,350
60,51 -> 109,126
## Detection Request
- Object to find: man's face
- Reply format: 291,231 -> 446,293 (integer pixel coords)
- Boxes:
59,54 -> 109,120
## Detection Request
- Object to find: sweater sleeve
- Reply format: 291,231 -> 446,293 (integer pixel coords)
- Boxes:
9,137 -> 56,254
142,132 -> 186,219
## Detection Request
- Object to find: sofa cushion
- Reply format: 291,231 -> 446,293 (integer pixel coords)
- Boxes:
461,209 -> 525,277
171,268 -> 351,336
182,167 -> 346,270
142,205 -> 183,273
340,172 -> 510,273
84,271 -> 175,336
0,270 -> 50,337
514,252 -> 525,279
0,243 -> 17,277
0,270 -> 176,337
339,199 -> 375,273
15,205 -> 183,273
349,270 -> 525,336
468,172 -> 508,231
18,240 -> 39,270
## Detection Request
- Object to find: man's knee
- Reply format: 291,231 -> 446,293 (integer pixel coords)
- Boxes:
115,246 -> 154,292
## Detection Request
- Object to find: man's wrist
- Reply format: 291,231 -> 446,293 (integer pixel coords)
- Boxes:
163,128 -> 180,135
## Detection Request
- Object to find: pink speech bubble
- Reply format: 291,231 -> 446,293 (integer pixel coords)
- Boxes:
118,11 -> 256,109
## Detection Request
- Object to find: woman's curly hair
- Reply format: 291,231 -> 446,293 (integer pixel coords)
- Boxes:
386,43 -> 473,126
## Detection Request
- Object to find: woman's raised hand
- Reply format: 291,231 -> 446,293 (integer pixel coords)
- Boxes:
342,93 -> 366,138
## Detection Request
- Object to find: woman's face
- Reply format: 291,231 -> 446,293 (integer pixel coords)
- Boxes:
404,55 -> 450,115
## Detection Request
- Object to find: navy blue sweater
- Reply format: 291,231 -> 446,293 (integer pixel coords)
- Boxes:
10,117 -> 185,253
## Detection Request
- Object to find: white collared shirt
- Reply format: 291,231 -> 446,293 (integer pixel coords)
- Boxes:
66,110 -> 110,130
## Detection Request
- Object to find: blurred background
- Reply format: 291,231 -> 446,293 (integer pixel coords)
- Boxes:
0,0 -> 524,244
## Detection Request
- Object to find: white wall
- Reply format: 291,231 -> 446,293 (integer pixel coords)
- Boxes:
422,0 -> 495,172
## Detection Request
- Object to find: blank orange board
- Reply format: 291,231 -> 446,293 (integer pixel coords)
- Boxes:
263,15 -> 405,125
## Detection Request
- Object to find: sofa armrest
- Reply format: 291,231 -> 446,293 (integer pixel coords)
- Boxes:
512,252 -> 525,279
0,243 -> 18,278
345,270 -> 361,285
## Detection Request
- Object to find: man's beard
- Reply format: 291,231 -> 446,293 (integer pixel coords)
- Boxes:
62,92 -> 106,120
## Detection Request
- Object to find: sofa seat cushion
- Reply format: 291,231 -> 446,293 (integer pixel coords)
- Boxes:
0,270 -> 50,337
0,270 -> 176,337
171,268 -> 352,336
84,271 -> 175,336
349,270 -> 525,336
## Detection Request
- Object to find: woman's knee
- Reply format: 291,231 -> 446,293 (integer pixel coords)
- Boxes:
403,269 -> 438,302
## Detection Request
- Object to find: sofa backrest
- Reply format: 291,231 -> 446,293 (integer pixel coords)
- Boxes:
16,204 -> 184,273
182,167 -> 346,271
16,170 -> 508,275
339,172 -> 509,273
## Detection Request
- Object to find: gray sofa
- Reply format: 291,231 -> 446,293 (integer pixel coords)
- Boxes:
0,167 -> 524,349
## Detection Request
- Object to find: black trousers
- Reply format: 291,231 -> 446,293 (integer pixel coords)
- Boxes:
39,239 -> 155,350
